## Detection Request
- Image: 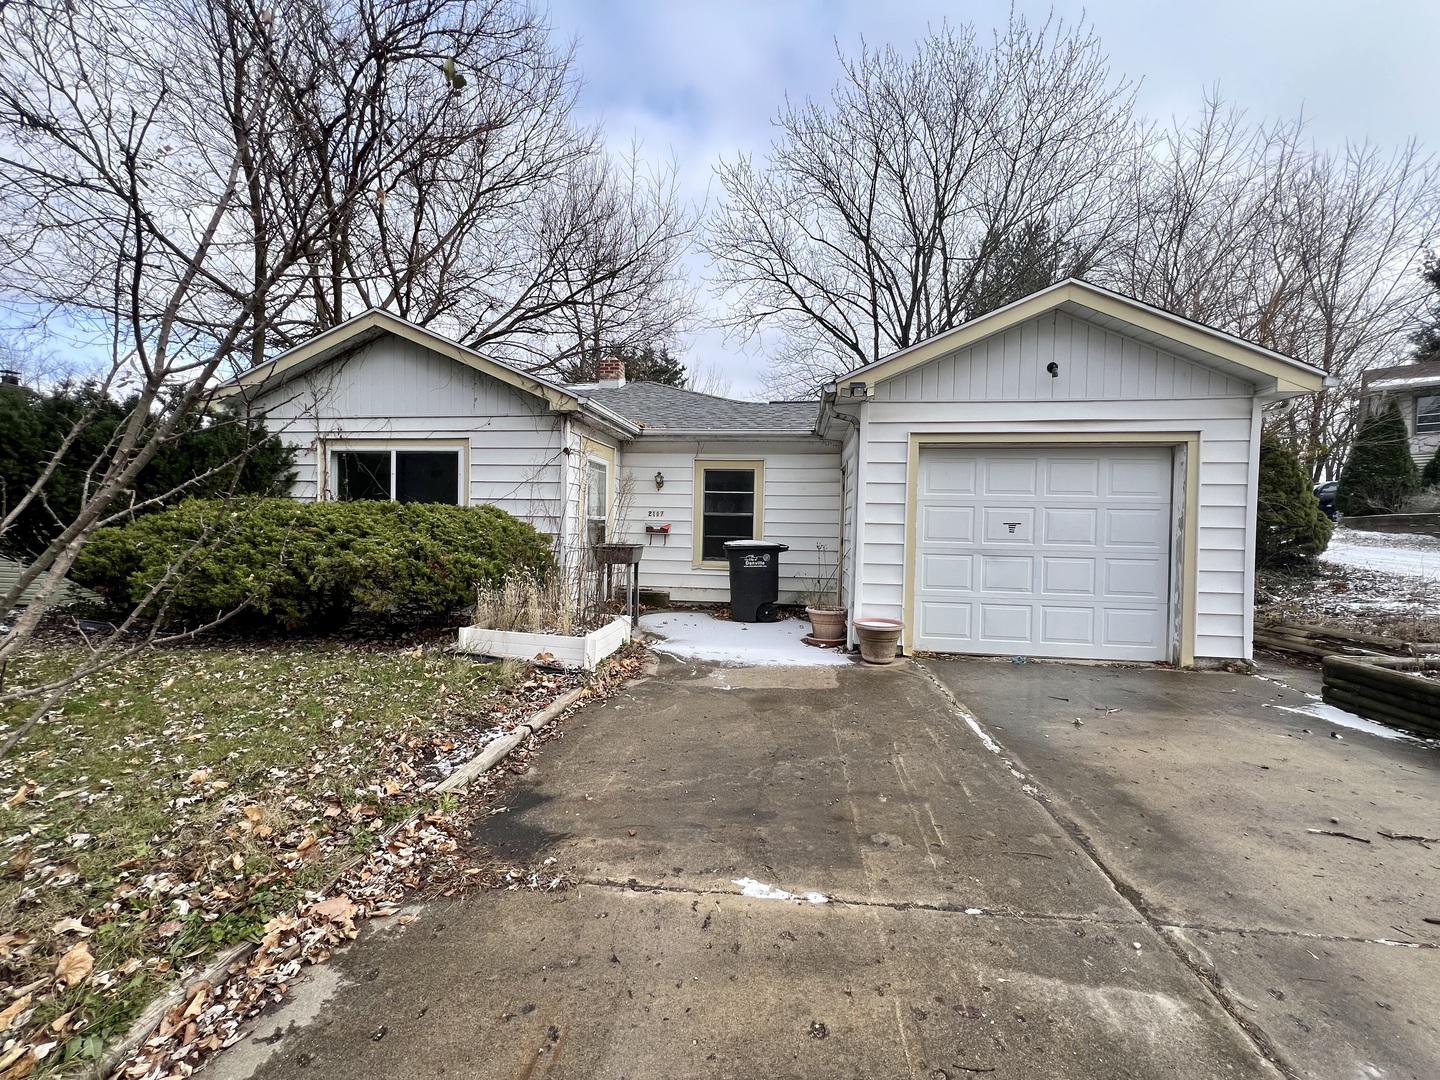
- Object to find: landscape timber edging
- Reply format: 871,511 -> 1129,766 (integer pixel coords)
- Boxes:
1320,654 -> 1440,739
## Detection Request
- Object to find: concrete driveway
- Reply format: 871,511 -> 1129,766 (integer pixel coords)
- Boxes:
923,657 -> 1440,1080
213,647 -> 1438,1080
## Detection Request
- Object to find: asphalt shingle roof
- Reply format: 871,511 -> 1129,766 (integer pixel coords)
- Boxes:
569,382 -> 820,436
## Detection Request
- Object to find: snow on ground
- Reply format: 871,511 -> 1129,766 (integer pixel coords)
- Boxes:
638,611 -> 853,666
1263,701 -> 1433,744
1260,527 -> 1440,637
1321,527 -> 1440,580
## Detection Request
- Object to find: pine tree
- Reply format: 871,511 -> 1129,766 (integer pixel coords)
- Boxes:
1256,430 -> 1333,568
1336,399 -> 1420,515
1422,444 -> 1440,488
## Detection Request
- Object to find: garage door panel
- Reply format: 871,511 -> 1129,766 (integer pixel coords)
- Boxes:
1105,508 -> 1168,548
980,556 -> 1033,593
984,458 -> 1038,495
922,504 -> 975,543
1104,608 -> 1166,648
921,553 -> 973,591
1040,606 -> 1096,645
919,600 -> 972,640
921,454 -> 977,495
979,604 -> 1032,642
915,446 -> 1173,661
1108,458 -> 1170,498
1103,558 -> 1166,600
982,508 -> 1034,543
1045,458 -> 1100,496
1043,507 -> 1098,544
1042,557 -> 1096,595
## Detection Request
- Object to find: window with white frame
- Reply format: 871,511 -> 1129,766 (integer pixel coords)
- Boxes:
694,461 -> 763,564
331,447 -> 462,504
1417,394 -> 1440,434
584,457 -> 609,544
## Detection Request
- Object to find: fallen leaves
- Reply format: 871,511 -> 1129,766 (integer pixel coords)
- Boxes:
54,941 -> 93,987
0,638 -> 649,1080
48,916 -> 93,937
0,995 -> 32,1032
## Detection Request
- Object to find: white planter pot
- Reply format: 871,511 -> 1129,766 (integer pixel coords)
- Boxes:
457,615 -> 632,671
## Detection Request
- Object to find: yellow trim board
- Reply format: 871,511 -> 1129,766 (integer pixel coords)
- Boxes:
901,432 -> 1200,667
691,458 -> 766,569
217,309 -> 579,412
843,280 -> 1325,396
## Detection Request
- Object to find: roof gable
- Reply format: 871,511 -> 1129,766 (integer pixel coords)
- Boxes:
872,309 -> 1256,404
837,280 -> 1326,398
217,309 -> 580,413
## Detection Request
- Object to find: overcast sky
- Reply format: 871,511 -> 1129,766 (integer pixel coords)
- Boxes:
546,0 -> 1440,398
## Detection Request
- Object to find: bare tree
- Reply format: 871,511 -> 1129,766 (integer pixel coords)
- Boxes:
0,0 -> 543,730
705,13 -> 1139,394
1109,96 -> 1439,478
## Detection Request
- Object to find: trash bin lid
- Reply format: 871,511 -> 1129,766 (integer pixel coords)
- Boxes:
722,539 -> 790,552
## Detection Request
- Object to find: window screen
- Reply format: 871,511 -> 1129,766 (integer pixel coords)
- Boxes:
1418,394 -> 1440,433
701,468 -> 755,560
335,451 -> 390,501
395,451 -> 459,504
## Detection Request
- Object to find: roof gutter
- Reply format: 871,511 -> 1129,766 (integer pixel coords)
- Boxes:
571,396 -> 642,439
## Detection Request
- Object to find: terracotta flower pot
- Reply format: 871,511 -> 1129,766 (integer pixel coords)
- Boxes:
805,605 -> 847,643
853,617 -> 903,664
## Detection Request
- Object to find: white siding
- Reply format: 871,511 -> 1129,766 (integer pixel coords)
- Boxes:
615,439 -> 842,603
854,312 -> 1262,662
875,310 -> 1253,404
251,337 -> 568,538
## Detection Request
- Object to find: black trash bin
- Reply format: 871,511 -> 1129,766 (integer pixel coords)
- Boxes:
723,539 -> 789,622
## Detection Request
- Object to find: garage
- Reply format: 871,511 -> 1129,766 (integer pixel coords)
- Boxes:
913,445 -> 1174,661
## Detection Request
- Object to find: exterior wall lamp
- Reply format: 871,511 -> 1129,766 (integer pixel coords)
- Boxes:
654,470 -> 665,489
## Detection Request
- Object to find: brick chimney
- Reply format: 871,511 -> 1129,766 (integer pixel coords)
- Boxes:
597,356 -> 626,388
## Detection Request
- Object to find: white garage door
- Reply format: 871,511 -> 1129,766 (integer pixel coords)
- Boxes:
914,447 -> 1173,661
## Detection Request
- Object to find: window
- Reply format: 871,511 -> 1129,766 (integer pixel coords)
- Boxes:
1418,394 -> 1440,434
694,461 -> 763,564
585,458 -> 609,545
331,447 -> 461,504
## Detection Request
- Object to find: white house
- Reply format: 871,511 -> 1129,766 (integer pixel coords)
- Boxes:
1358,360 -> 1440,469
219,280 -> 1326,666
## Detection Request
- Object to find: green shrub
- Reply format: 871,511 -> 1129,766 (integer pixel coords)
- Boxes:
72,498 -> 554,630
0,383 -> 293,558
1423,445 -> 1440,488
1337,400 -> 1420,516
1256,431 -> 1332,568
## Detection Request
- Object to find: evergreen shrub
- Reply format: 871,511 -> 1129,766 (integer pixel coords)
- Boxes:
72,498 -> 554,630
1256,431 -> 1333,568
1337,400 -> 1420,516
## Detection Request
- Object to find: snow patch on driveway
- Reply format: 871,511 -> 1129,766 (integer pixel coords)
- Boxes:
1264,701 -> 1432,744
733,877 -> 829,904
639,611 -> 852,666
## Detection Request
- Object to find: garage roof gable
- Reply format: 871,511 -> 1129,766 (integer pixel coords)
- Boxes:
837,280 -> 1327,397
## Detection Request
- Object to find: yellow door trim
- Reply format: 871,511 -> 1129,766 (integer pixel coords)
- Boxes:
692,458 -> 766,569
902,432 -> 1200,667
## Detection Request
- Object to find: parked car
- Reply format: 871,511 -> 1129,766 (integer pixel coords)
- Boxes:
1314,480 -> 1339,521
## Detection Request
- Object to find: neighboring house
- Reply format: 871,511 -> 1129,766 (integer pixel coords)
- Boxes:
1358,360 -> 1440,468
220,280 -> 1326,665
